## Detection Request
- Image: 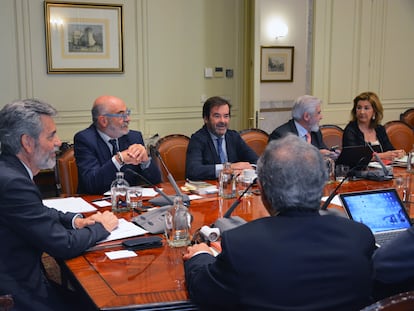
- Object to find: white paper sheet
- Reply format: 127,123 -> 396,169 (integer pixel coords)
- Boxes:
321,195 -> 342,206
97,218 -> 148,243
105,250 -> 137,260
43,197 -> 97,213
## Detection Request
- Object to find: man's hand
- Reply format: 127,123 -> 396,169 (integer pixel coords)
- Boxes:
230,162 -> 255,176
90,211 -> 119,232
74,215 -> 96,229
182,243 -> 214,261
120,144 -> 149,165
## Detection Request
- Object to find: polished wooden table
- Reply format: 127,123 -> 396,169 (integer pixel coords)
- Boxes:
63,168 -> 413,310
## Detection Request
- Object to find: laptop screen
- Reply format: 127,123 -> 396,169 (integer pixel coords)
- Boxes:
340,189 -> 411,234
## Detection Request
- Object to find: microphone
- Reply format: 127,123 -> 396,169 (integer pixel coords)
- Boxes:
212,178 -> 257,233
125,168 -> 174,205
366,143 -> 393,179
149,146 -> 190,206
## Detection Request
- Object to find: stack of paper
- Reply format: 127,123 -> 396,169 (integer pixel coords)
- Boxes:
43,197 -> 97,213
182,181 -> 218,194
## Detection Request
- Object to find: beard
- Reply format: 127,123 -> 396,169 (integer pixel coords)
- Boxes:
34,145 -> 56,170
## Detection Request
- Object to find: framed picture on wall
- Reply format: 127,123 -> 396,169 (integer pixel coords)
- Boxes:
44,1 -> 124,74
260,46 -> 294,82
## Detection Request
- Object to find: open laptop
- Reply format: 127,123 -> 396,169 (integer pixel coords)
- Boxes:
335,145 -> 374,169
339,188 -> 411,247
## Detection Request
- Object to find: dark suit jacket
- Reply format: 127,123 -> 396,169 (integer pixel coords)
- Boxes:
342,121 -> 395,151
0,154 -> 110,311
185,125 -> 258,180
74,124 -> 161,194
184,210 -> 375,311
372,225 -> 414,299
268,119 -> 328,150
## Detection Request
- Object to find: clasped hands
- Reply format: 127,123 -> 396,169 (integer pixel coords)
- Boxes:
74,211 -> 119,232
118,144 -> 149,165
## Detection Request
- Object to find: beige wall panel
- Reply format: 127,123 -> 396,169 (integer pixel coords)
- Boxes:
313,0 -> 414,127
142,0 -> 243,122
0,1 -> 21,102
381,0 -> 414,103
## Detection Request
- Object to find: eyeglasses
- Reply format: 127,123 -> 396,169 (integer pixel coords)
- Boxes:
103,109 -> 131,120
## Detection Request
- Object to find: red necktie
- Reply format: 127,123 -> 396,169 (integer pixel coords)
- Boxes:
305,133 -> 311,144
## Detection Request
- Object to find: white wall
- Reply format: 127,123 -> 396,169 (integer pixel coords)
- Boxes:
254,0 -> 312,133
256,0 -> 414,133
312,0 -> 414,127
0,0 -> 246,143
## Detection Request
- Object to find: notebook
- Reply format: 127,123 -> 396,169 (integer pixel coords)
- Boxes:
339,188 -> 411,247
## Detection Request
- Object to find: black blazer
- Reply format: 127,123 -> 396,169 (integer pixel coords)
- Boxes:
185,125 -> 258,180
184,210 -> 376,310
268,119 -> 327,150
0,154 -> 110,310
74,124 -> 161,194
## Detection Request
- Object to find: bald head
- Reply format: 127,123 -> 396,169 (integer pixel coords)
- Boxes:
92,95 -> 125,122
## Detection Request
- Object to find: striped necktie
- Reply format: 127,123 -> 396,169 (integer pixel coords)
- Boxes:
216,137 -> 225,163
109,139 -> 119,156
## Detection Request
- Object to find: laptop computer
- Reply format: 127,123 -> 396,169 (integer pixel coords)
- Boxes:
339,188 -> 411,247
335,145 -> 374,169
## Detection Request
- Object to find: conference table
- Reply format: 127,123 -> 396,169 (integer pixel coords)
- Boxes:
63,168 -> 413,311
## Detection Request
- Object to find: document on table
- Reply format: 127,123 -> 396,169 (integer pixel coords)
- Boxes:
98,218 -> 148,243
43,197 -> 97,213
321,195 -> 342,206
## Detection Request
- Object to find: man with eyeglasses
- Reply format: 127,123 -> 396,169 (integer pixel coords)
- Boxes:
74,95 -> 161,194
186,96 -> 258,180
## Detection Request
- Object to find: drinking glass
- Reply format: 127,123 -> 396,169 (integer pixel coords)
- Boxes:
335,164 -> 350,182
126,186 -> 143,211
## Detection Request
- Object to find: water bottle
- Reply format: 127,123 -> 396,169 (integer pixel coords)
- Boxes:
110,172 -> 130,212
219,162 -> 236,199
165,196 -> 192,247
407,144 -> 414,173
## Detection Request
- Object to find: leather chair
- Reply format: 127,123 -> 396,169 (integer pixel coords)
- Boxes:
0,294 -> 13,311
384,121 -> 414,153
360,290 -> 414,311
57,147 -> 78,196
320,124 -> 343,150
400,108 -> 414,129
154,134 -> 190,182
239,128 -> 269,156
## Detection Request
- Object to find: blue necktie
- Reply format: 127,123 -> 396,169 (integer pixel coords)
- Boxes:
217,137 -> 225,163
109,139 -> 119,156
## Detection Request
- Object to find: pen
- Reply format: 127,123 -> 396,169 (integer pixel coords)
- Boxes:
91,196 -> 111,202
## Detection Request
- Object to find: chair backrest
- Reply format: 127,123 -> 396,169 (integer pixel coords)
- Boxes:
400,108 -> 414,129
239,128 -> 269,156
57,147 -> 78,196
360,290 -> 414,311
320,124 -> 344,149
155,134 -> 190,182
384,121 -> 414,153
0,294 -> 14,311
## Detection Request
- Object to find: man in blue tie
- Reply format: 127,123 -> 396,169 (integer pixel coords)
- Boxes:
186,96 -> 258,180
74,95 -> 161,194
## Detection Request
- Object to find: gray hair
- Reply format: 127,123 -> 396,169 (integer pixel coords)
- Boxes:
292,95 -> 322,121
257,134 -> 327,214
91,100 -> 110,124
0,99 -> 57,155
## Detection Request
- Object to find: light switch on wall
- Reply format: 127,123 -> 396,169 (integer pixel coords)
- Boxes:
204,68 -> 213,78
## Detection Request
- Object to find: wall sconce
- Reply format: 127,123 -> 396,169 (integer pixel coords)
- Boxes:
269,19 -> 288,39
